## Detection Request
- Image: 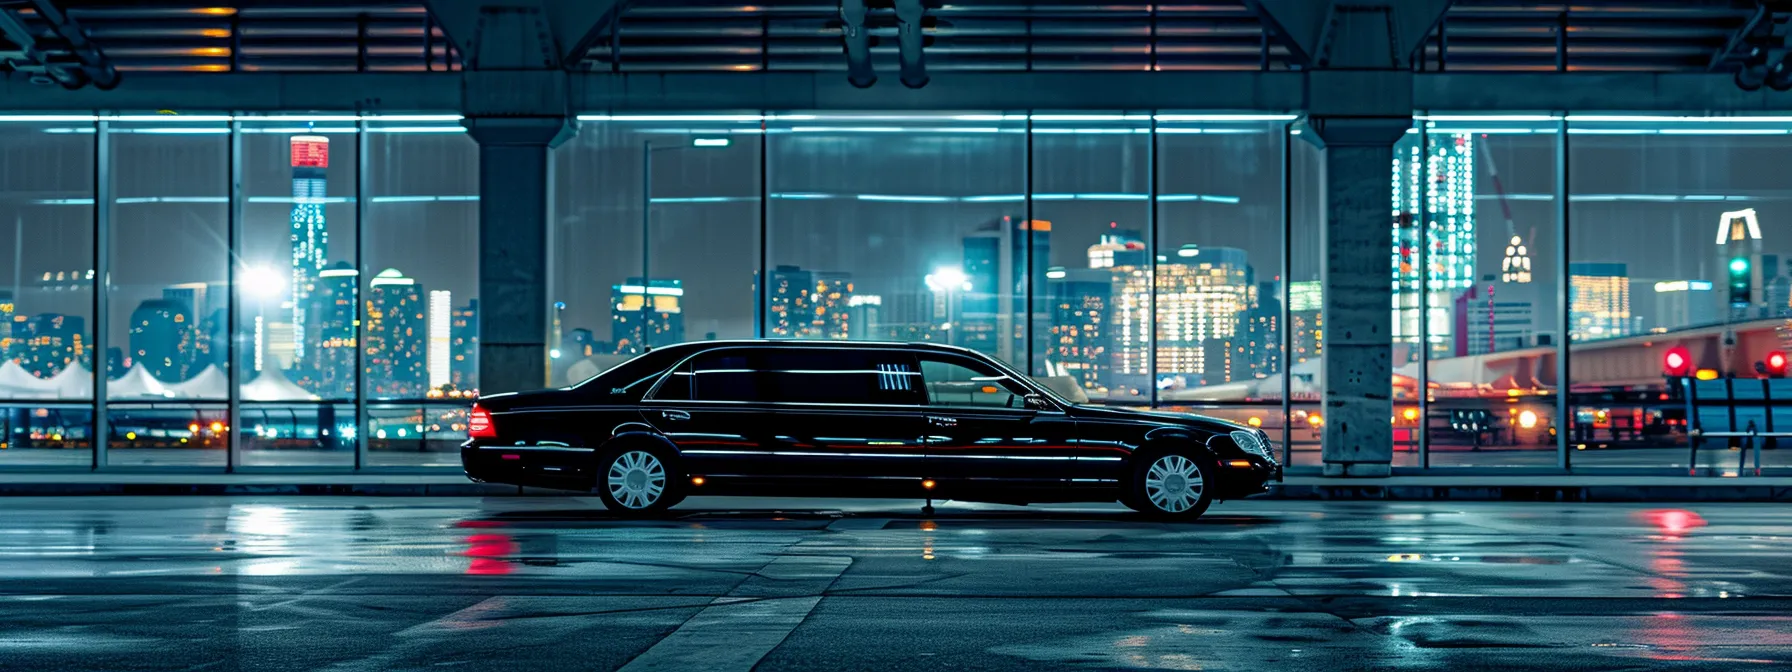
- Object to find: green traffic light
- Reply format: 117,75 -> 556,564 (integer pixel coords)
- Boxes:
1730,257 -> 1750,274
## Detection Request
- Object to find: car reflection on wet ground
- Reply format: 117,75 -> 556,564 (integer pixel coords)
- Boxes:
0,497 -> 1788,671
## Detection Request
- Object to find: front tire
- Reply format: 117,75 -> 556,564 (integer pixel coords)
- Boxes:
1123,450 -> 1215,521
595,445 -> 685,516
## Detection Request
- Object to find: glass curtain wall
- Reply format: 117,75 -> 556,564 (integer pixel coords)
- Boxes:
1154,116 -> 1290,458
236,116 -> 360,468
15,111 -> 1792,474
362,116 -> 478,468
106,114 -> 231,468
764,113 -> 1028,366
1567,115 -> 1792,473
0,117 -> 94,467
551,115 -> 762,389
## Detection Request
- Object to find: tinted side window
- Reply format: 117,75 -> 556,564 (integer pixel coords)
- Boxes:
760,349 -> 921,405
920,356 -> 1026,409
649,350 -> 761,402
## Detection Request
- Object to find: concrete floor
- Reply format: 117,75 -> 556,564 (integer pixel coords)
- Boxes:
0,497 -> 1788,671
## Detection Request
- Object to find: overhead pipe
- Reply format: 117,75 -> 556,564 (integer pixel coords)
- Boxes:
26,0 -> 121,89
840,0 -> 874,88
894,0 -> 927,88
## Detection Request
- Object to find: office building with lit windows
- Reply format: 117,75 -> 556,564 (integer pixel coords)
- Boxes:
611,278 -> 685,354
365,269 -> 427,398
1569,262 -> 1633,341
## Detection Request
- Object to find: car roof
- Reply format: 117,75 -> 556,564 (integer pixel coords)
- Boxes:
648,339 -> 988,357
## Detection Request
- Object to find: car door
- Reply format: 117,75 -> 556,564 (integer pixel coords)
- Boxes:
916,353 -> 1081,482
763,347 -> 931,478
641,347 -> 780,477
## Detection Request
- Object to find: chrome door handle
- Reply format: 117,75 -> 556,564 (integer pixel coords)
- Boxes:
928,416 -> 957,428
661,409 -> 691,421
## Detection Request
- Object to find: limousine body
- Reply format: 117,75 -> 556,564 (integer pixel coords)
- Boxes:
462,341 -> 1279,519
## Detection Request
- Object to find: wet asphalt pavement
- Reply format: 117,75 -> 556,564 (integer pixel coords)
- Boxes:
0,497 -> 1788,671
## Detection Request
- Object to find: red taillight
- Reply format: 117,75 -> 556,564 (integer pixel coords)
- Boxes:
468,404 -> 497,439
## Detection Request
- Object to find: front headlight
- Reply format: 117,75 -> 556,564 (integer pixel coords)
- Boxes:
1230,430 -> 1272,461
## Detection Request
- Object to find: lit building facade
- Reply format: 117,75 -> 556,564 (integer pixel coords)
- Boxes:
289,135 -> 330,367
1154,246 -> 1251,389
450,300 -> 478,391
961,216 -> 1051,367
1392,131 -> 1476,361
365,268 -> 426,398
1046,268 -> 1111,393
428,290 -> 452,391
1569,262 -> 1632,341
128,298 -> 188,380
306,262 -> 358,399
21,313 -> 84,377
1289,281 -> 1323,366
762,265 -> 854,340
611,278 -> 685,354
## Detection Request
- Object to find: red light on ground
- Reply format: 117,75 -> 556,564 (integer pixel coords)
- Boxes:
464,533 -> 516,575
1640,509 -> 1707,537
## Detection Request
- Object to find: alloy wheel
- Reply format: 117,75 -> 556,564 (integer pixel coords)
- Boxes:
1144,454 -> 1204,513
606,450 -> 667,509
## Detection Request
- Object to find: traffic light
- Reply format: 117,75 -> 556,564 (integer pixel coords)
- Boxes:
1729,255 -> 1752,307
1764,350 -> 1789,378
1663,345 -> 1693,378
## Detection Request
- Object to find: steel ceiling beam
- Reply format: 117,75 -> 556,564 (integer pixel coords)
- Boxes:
5,69 -> 1792,112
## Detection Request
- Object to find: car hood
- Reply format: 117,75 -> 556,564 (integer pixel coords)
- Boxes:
1065,404 -> 1249,435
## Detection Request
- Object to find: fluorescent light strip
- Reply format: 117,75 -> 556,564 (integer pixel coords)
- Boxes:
246,196 -> 355,204
369,195 -> 478,203
363,126 -> 465,133
0,115 -> 99,123
104,115 -> 233,123
1154,114 -> 1298,122
114,196 -> 228,204
1566,115 -> 1792,123
1418,114 -> 1562,122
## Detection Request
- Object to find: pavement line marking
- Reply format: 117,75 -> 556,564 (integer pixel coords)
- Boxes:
618,556 -> 850,672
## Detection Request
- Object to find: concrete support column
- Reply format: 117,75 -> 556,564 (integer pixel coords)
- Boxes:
1310,116 -> 1411,477
467,117 -> 574,394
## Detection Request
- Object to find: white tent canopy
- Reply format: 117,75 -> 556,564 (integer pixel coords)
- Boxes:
0,360 -> 54,398
48,364 -> 92,399
243,367 -> 320,401
108,364 -> 173,399
170,364 -> 227,400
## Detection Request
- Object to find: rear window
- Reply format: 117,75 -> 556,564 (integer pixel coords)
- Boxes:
759,349 -> 920,405
648,347 -> 922,405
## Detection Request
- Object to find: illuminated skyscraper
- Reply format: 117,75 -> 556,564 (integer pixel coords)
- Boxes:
761,265 -> 854,339
1247,280 -> 1281,378
1288,281 -> 1322,366
611,278 -> 684,354
1154,246 -> 1251,389
128,298 -> 188,380
1094,228 -> 1150,395
0,289 -> 14,361
1392,132 -> 1476,360
289,135 -> 330,366
845,294 -> 881,341
428,290 -> 452,391
1046,268 -> 1111,394
1569,262 -> 1632,341
307,262 -> 358,398
961,216 -> 1051,368
20,313 -> 84,377
450,300 -> 478,390
162,282 -> 225,376
365,268 -> 426,398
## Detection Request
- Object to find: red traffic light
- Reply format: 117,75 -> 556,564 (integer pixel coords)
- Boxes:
1663,346 -> 1693,377
1768,351 -> 1789,377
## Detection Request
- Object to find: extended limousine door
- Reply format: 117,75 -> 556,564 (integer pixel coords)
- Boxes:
916,353 -> 1082,483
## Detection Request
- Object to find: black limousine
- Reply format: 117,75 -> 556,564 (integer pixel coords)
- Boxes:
463,341 -> 1280,520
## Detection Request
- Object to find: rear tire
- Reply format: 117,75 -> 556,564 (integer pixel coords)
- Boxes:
1122,449 -> 1215,521
595,444 -> 685,516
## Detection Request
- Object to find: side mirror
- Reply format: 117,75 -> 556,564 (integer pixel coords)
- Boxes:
1023,394 -> 1053,411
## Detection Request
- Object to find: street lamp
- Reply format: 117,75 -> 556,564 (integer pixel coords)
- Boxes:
640,137 -> 730,349
924,266 -> 971,346
239,264 -> 285,373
